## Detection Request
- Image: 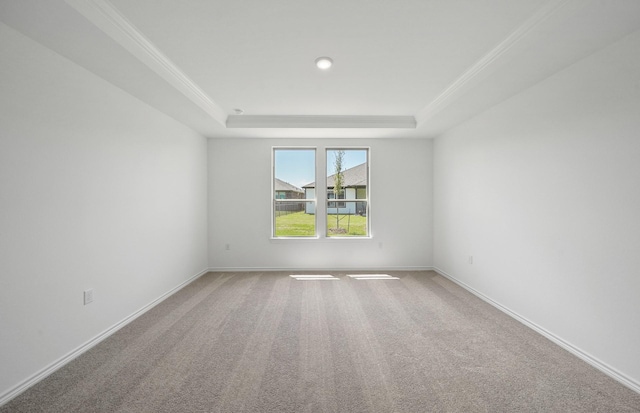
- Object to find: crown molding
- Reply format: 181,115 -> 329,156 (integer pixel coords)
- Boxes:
414,0 -> 570,127
64,0 -> 227,126
63,0 -> 570,132
227,115 -> 416,129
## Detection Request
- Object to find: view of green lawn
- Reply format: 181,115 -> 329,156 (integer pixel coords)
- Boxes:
327,213 -> 367,236
275,211 -> 367,237
274,211 -> 315,236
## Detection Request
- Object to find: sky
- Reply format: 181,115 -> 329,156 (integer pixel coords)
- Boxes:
275,149 -> 367,188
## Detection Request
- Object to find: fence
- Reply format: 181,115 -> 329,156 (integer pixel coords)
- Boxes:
275,202 -> 305,217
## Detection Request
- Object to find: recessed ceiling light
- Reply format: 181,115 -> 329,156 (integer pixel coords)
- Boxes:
315,56 -> 333,70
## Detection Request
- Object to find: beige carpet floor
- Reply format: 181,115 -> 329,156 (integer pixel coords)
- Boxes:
2,271 -> 639,412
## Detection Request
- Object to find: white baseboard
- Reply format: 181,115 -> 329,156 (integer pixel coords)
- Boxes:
208,266 -> 434,272
0,268 -> 209,407
432,266 -> 640,395
14,266 -> 630,405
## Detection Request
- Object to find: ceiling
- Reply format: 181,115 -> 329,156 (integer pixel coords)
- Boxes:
2,0 -> 640,139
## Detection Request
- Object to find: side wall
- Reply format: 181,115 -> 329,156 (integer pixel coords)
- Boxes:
433,30 -> 640,389
208,138 -> 433,270
0,23 -> 208,400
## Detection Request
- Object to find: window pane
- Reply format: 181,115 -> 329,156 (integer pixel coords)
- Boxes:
326,149 -> 368,237
274,149 -> 315,237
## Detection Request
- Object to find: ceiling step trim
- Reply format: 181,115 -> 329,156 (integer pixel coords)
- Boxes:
414,0 -> 570,127
65,0 -> 227,126
226,115 -> 417,129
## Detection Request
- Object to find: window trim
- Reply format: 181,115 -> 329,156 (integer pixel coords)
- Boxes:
325,147 -> 371,238
272,147 -> 318,239
271,145 -> 371,240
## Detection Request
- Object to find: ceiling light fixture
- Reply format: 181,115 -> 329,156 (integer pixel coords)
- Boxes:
233,108 -> 244,115
315,56 -> 333,70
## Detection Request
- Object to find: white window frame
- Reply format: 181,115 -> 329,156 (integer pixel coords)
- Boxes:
271,146 -> 371,240
272,147 -> 318,239
325,147 -> 370,238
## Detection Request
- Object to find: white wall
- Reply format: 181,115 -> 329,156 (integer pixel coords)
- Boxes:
434,29 -> 640,389
0,23 -> 208,400
209,138 -> 432,270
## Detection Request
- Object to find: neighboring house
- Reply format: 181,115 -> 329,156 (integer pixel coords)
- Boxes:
303,163 -> 367,215
274,178 -> 305,213
275,178 -> 304,199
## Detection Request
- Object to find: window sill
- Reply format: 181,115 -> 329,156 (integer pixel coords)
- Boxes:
270,236 -> 373,242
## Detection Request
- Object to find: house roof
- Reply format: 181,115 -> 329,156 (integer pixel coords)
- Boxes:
303,163 -> 367,189
275,178 -> 304,193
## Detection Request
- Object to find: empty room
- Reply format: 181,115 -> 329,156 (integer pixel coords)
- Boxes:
1,0 -> 640,411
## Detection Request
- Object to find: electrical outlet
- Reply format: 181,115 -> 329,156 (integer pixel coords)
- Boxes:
468,256 -> 473,264
225,243 -> 230,251
84,289 -> 94,305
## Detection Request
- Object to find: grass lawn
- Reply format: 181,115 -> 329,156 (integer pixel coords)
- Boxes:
274,211 -> 315,236
275,212 -> 367,237
327,214 -> 367,236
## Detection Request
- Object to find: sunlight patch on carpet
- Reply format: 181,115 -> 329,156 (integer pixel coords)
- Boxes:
289,275 -> 339,281
347,274 -> 399,280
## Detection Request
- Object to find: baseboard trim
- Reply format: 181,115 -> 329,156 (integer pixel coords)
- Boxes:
432,266 -> 640,395
13,266 -> 632,405
208,266 -> 434,272
0,268 -> 209,407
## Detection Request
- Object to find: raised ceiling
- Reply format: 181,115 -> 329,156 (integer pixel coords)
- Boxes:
2,0 -> 640,138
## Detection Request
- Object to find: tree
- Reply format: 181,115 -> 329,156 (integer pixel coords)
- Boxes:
333,150 -> 345,231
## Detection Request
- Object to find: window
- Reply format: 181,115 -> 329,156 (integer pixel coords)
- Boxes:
326,149 -> 369,237
273,148 -> 316,237
272,147 -> 369,238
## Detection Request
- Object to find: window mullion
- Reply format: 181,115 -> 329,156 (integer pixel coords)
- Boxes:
316,148 -> 327,237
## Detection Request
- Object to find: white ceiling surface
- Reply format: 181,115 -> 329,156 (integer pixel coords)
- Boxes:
2,0 -> 640,139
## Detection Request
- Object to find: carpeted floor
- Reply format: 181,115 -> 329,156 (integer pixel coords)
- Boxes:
2,271 -> 640,412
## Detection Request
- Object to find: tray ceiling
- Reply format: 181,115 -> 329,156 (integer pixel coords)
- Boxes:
2,0 -> 640,138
